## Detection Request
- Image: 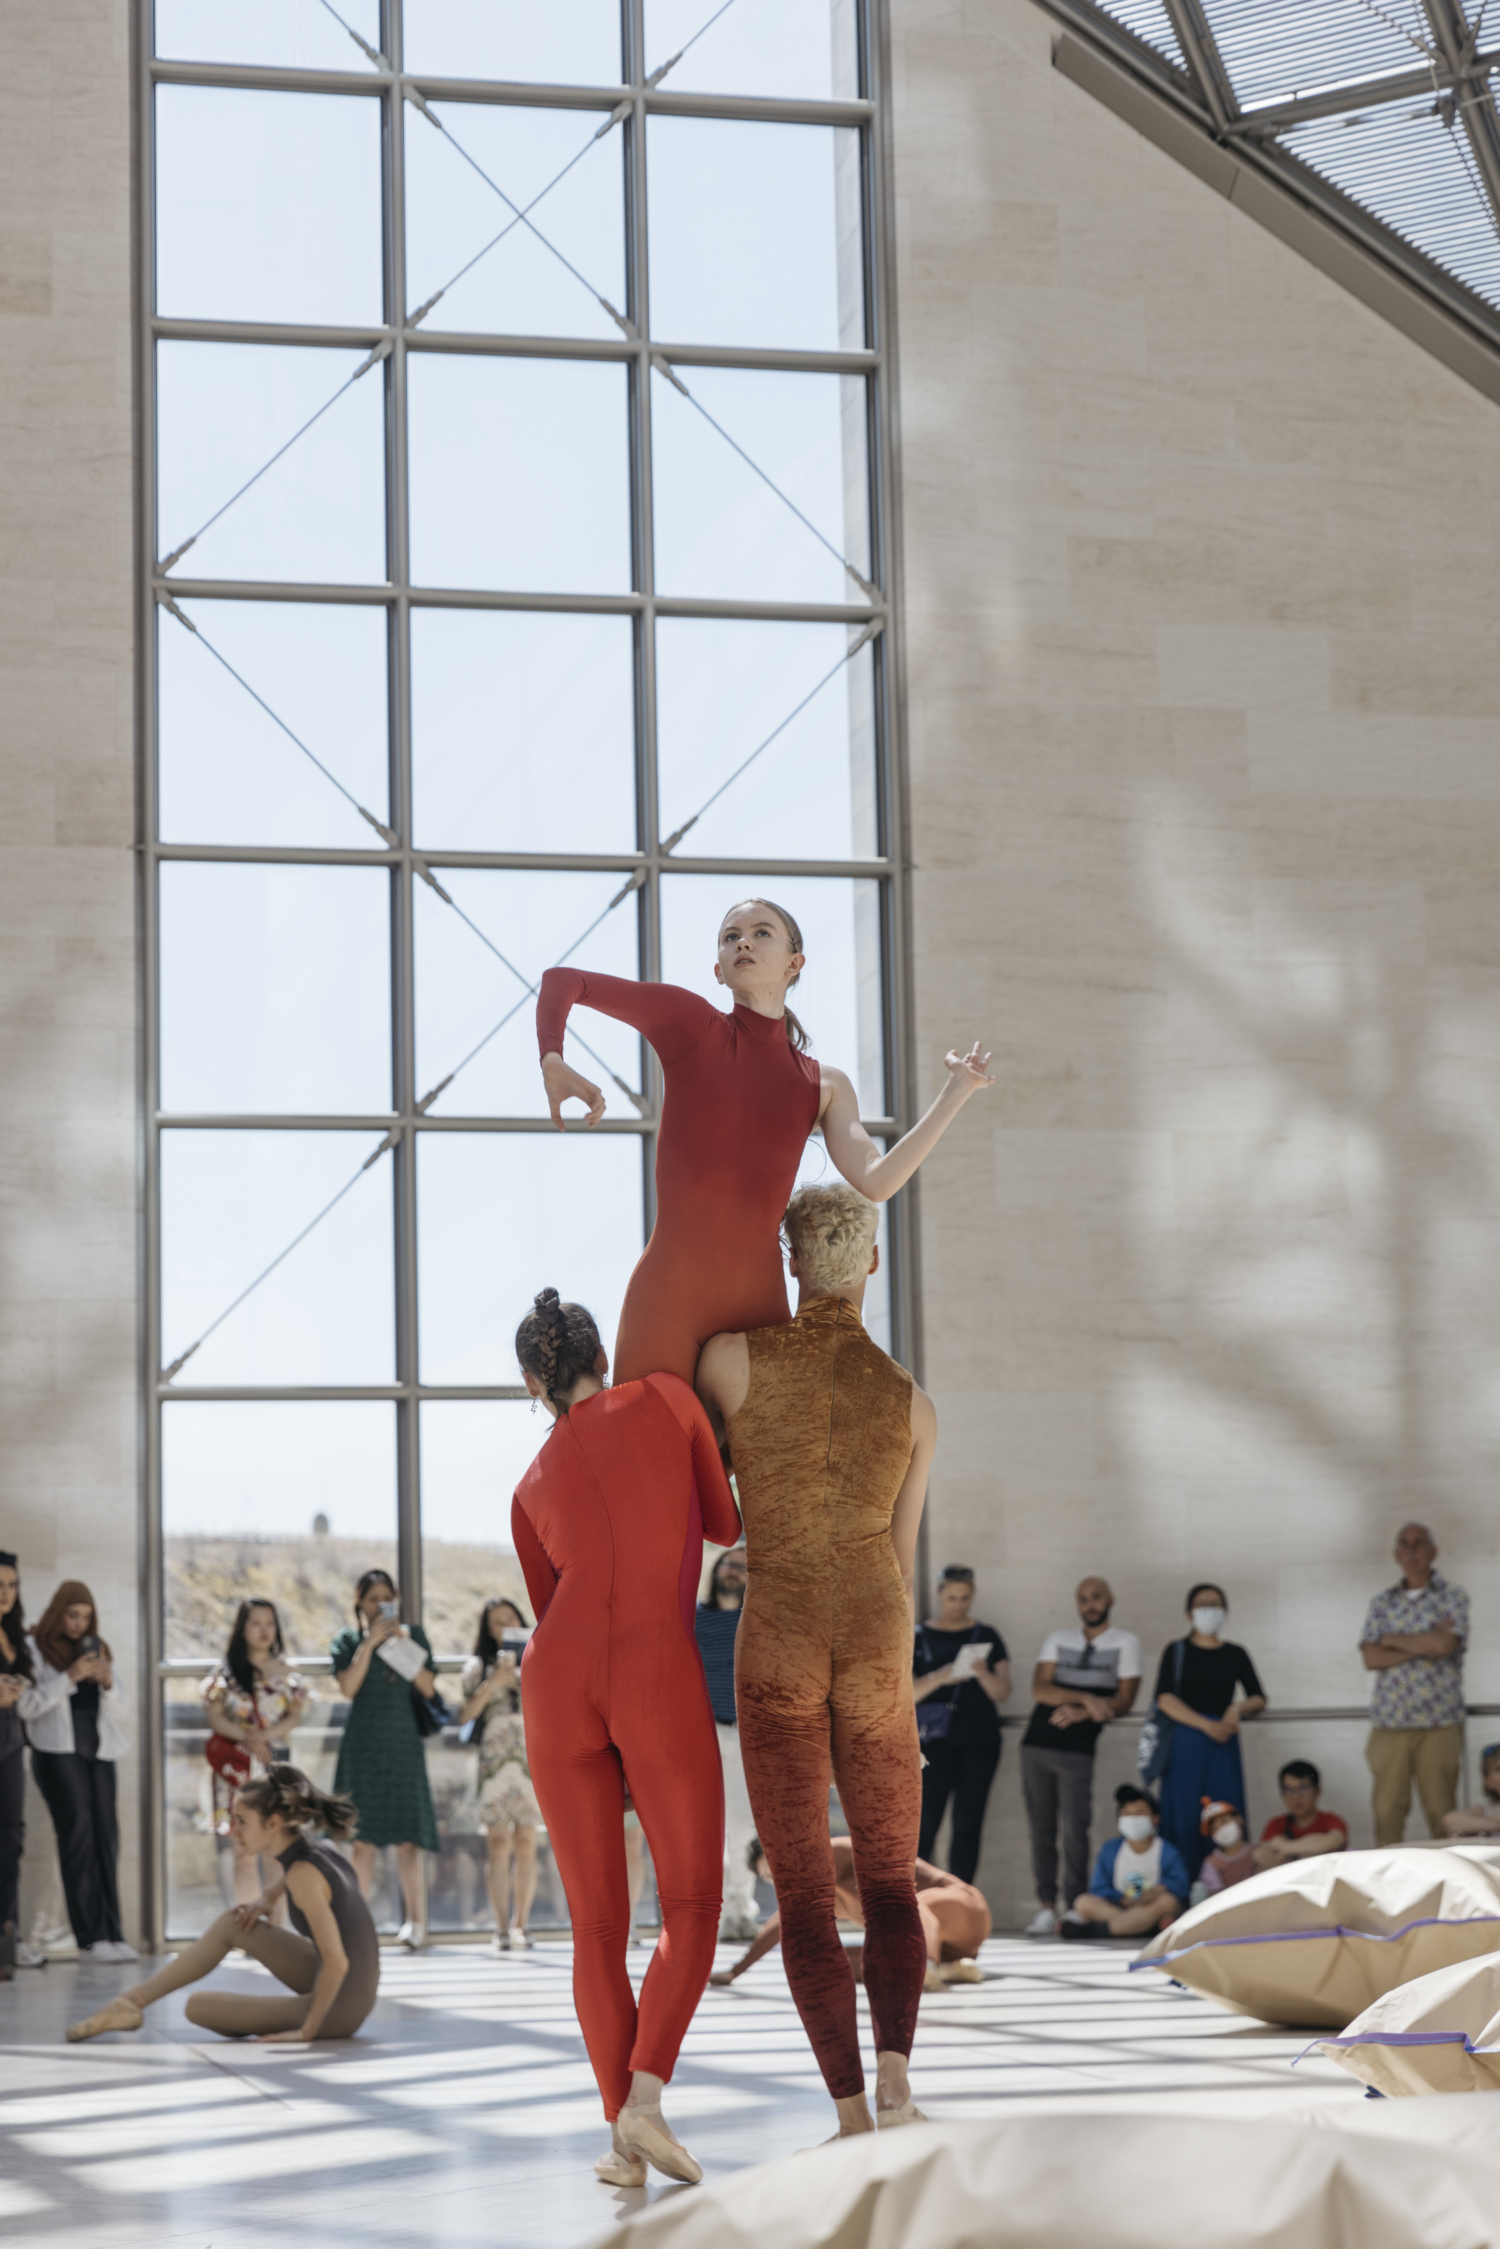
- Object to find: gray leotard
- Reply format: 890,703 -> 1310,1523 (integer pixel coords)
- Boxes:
276,1834 -> 381,2036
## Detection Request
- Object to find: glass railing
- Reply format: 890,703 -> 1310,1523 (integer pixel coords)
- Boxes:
162,1662 -> 1500,1938
161,1657 -> 661,1942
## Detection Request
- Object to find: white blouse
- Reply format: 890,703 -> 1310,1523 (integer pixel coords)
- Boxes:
21,1634 -> 131,1760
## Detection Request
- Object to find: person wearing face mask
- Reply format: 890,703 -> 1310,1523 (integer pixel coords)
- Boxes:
1197,1800 -> 1257,1896
1151,1584 -> 1266,1885
1060,1785 -> 1189,1939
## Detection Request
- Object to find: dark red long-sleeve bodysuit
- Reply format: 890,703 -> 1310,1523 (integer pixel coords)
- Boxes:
512,1371 -> 741,2119
536,971 -> 821,1385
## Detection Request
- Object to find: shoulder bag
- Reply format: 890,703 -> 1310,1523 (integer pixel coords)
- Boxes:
916,1626 -> 957,1745
1136,1638 -> 1187,1786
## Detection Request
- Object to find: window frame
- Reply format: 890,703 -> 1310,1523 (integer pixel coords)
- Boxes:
137,0 -> 913,1945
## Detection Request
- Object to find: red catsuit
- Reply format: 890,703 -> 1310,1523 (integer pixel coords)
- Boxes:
536,971 -> 821,1385
511,1371 -> 741,2119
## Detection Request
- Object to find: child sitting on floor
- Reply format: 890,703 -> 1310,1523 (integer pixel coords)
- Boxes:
1442,1742 -> 1500,1837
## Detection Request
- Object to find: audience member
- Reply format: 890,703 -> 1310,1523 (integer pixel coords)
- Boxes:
331,1569 -> 439,1949
457,1597 -> 540,1954
27,1581 -> 134,1960
695,1546 -> 760,1942
1019,1576 -> 1141,1936
913,1566 -> 1009,1883
1060,1784 -> 1189,1940
1151,1582 -> 1266,1884
1255,1760 -> 1349,1867
1361,1522 -> 1468,1845
1443,1743 -> 1500,1838
712,1836 -> 990,1992
1197,1799 -> 1257,1895
0,1553 -> 43,1967
67,1766 -> 379,2044
201,1599 -> 309,1907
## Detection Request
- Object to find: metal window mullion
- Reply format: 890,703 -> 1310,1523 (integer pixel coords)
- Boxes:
137,0 -> 167,1957
383,0 -> 424,1633
156,579 -> 883,624
626,0 -> 662,1245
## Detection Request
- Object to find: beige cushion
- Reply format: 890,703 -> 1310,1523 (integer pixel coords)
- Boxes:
584,2113 -> 1500,2249
1316,1949 -> 1500,2095
1131,1845 -> 1500,2028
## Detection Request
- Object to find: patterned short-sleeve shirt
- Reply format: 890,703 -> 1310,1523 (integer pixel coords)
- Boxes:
1363,1573 -> 1468,1729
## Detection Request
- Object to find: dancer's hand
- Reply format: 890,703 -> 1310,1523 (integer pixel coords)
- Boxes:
542,1051 -> 605,1130
943,1042 -> 995,1097
708,1969 -> 738,1986
234,1894 -> 271,1932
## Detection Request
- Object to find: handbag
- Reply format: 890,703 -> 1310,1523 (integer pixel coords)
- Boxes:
1137,1638 -> 1187,1785
915,1627 -> 956,1744
205,1683 -> 266,1790
411,1683 -> 452,1739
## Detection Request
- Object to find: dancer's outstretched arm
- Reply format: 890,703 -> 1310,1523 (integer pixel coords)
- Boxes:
818,1045 -> 994,1203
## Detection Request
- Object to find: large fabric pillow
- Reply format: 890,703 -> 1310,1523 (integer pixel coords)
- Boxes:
1131,1845 -> 1500,2028
585,2113 -> 1500,2249
1315,1950 -> 1500,2095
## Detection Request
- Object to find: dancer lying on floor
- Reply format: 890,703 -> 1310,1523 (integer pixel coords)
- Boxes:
537,896 -> 993,1385
68,1766 -> 378,2042
711,1836 -> 991,1993
696,1183 -> 937,2139
511,1288 -> 741,2191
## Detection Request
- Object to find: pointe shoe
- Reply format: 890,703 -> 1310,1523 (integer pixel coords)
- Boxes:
875,2098 -> 928,2129
617,2102 -> 703,2185
930,1957 -> 984,1986
595,2145 -> 648,2188
67,1996 -> 144,2043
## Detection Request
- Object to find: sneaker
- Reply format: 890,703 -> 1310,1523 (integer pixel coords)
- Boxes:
507,1925 -> 531,1951
107,1940 -> 139,1962
1057,1916 -> 1107,1943
489,1931 -> 509,1956
14,1941 -> 47,1968
394,1921 -> 427,1951
1023,1908 -> 1057,1937
34,1919 -> 78,1959
82,1942 -> 120,1960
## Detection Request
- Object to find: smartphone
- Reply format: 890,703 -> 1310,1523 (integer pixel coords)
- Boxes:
79,1634 -> 101,1657
500,1628 -> 532,1649
376,1601 -> 399,1623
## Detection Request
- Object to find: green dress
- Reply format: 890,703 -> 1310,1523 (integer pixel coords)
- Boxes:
329,1625 -> 441,1852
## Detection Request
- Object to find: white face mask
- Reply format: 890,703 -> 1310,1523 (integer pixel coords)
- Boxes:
1118,1814 -> 1155,1843
1191,1606 -> 1226,1636
1212,1821 -> 1243,1849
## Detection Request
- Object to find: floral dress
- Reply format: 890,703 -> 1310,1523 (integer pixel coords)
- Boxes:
459,1656 -> 541,1829
200,1664 -> 310,1834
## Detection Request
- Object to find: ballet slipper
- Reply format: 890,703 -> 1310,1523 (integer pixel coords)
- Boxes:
617,2101 -> 703,2185
874,2097 -> 928,2129
941,1959 -> 984,1984
67,1996 -> 144,2043
922,1964 -> 946,1993
594,2146 -> 648,2187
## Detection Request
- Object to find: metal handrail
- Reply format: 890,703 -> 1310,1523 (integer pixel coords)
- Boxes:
154,1657 -> 1500,1722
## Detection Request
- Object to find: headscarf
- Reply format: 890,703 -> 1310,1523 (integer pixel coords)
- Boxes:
33,1580 -> 110,1673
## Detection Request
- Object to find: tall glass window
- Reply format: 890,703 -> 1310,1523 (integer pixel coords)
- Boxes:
144,0 -> 903,1940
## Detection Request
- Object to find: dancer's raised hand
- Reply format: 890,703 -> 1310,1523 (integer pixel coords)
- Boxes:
542,1050 -> 605,1130
943,1042 -> 995,1096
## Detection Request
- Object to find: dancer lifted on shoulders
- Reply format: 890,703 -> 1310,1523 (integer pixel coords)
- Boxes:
696,1184 -> 936,2137
510,1289 -> 741,2191
536,897 -> 992,1384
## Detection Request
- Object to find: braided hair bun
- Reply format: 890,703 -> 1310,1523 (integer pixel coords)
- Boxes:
514,1288 -> 603,1413
236,1763 -> 359,1842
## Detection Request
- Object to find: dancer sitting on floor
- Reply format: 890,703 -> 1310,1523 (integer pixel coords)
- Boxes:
511,1287 -> 741,2191
712,1835 -> 991,1994
68,1766 -> 378,2043
536,896 -> 993,1384
696,1183 -> 937,2138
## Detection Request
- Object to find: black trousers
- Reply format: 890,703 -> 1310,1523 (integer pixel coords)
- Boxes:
918,1731 -> 1002,1885
0,1748 -> 23,1931
32,1751 -> 123,1948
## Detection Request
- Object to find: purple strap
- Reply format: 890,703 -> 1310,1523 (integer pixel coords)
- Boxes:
1130,1912 -> 1500,1974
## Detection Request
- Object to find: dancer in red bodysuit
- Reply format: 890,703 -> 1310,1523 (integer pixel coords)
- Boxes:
510,1288 -> 740,2190
537,898 -> 994,1386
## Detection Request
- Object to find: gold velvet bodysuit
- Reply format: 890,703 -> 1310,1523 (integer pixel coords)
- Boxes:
728,1294 -> 927,2098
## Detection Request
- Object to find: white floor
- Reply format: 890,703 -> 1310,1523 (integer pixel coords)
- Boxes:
0,1935 -> 1367,2247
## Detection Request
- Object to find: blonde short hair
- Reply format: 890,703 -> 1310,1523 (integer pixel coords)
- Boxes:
782,1184 -> 879,1294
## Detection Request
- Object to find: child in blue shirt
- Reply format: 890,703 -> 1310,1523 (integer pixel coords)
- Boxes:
1059,1783 -> 1189,1941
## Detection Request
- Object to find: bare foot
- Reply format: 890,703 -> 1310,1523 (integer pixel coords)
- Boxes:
67,1996 -> 144,2043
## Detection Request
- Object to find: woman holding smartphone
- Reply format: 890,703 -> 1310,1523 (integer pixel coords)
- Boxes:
457,1597 -> 540,1953
26,1581 -> 134,1960
202,1599 -> 309,1906
331,1570 -> 439,1949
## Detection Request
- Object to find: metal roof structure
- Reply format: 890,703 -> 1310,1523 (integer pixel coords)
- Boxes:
1036,0 -> 1500,394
